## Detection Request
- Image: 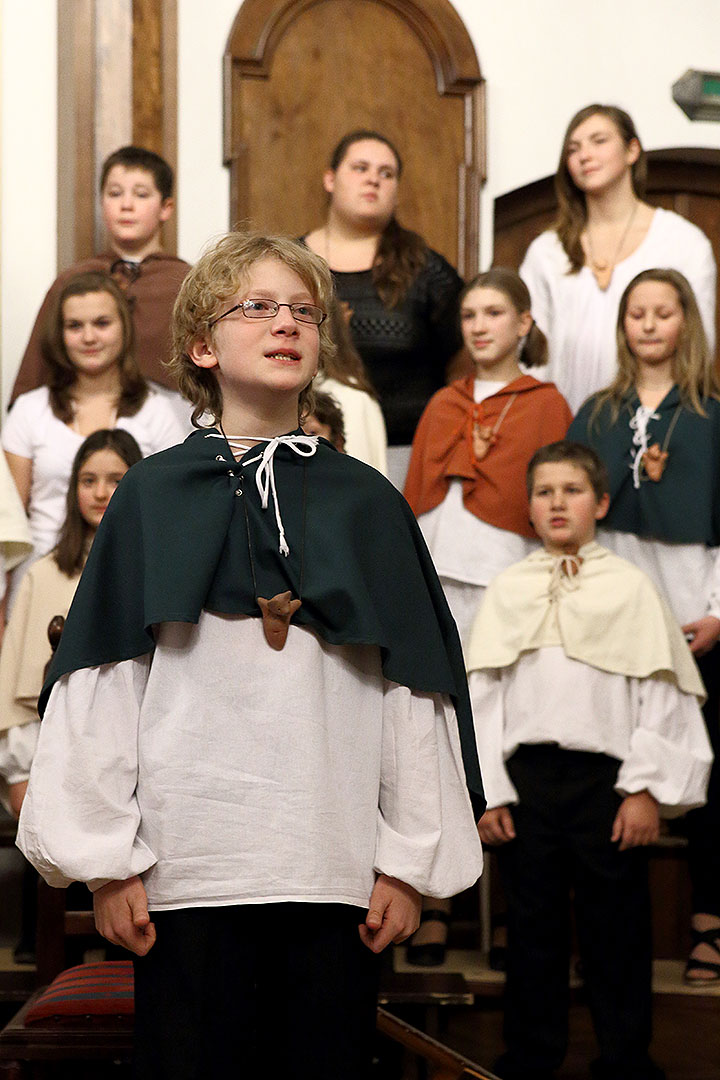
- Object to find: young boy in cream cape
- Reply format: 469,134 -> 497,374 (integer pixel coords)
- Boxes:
468,440 -> 712,1080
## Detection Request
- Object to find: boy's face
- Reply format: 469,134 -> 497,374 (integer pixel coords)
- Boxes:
190,257 -> 320,404
101,165 -> 173,253
529,461 -> 609,555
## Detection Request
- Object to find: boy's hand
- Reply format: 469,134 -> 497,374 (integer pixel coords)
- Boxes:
682,615 -> 720,657
611,791 -> 659,851
8,780 -> 28,818
93,876 -> 156,956
478,806 -> 516,846
358,875 -> 421,953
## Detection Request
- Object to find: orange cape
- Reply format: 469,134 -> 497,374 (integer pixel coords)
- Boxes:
404,375 -> 572,538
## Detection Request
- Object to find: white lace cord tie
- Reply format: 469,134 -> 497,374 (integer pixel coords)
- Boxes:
548,554 -> 582,600
629,405 -> 659,490
243,435 -> 318,556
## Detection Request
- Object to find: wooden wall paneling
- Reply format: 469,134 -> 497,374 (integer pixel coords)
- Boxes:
56,0 -> 178,269
95,0 -> 133,252
132,0 -> 178,253
224,0 -> 484,278
57,0 -> 97,268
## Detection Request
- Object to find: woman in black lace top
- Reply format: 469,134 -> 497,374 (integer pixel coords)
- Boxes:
304,130 -> 464,451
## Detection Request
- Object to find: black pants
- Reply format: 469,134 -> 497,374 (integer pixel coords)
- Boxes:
686,645 -> 720,916
495,745 -> 661,1080
133,902 -> 380,1080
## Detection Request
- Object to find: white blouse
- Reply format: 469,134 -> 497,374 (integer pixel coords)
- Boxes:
2,386 -> 186,558
18,612 -> 483,909
314,375 -> 388,476
470,645 -> 712,817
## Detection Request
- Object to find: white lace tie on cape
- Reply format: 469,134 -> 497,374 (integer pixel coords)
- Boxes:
629,404 -> 659,490
206,432 -> 319,555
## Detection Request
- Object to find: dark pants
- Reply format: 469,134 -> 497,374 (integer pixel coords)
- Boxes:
686,645 -> 720,916
133,902 -> 380,1080
494,745 -> 662,1080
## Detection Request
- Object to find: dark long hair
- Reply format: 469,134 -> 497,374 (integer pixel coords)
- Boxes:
554,104 -> 646,273
322,299 -> 378,398
328,130 -> 428,309
43,271 -> 149,423
54,429 -> 142,576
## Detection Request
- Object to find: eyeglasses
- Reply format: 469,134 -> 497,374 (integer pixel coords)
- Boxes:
208,299 -> 327,329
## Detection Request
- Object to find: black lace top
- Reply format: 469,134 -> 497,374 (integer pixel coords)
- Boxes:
332,250 -> 464,445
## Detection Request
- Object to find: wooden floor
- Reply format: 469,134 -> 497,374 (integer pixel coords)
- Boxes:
386,949 -> 720,1080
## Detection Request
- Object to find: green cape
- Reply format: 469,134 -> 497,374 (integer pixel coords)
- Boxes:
41,428 -> 484,804
568,388 -> 720,545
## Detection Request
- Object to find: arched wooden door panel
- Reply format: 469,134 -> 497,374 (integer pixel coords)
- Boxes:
493,148 -> 720,352
224,0 -> 484,276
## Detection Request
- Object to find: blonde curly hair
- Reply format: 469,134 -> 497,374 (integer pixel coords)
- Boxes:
168,232 -> 337,426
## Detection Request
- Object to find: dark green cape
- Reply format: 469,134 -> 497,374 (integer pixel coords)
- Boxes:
41,428 -> 484,805
568,388 -> 720,545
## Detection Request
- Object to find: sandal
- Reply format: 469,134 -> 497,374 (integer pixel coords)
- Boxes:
406,908 -> 450,967
684,925 -> 720,984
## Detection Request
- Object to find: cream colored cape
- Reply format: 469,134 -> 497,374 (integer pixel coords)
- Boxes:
0,454 -> 32,571
466,542 -> 705,701
0,553 -> 80,733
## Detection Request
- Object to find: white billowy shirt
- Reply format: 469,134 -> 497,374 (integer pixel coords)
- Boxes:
470,645 -> 712,817
18,612 -> 483,909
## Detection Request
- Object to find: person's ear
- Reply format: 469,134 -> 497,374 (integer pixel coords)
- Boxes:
189,335 -> 218,370
518,310 -> 533,338
595,492 -> 610,521
159,198 -> 175,224
322,169 -> 335,196
625,138 -> 641,168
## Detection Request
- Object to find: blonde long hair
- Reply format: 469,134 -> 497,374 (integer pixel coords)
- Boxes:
591,268 -> 720,424
554,104 -> 646,274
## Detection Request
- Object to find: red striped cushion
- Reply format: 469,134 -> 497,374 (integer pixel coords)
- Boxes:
25,961 -> 135,1022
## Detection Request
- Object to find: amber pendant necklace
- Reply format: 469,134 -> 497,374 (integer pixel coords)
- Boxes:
472,393 -> 518,460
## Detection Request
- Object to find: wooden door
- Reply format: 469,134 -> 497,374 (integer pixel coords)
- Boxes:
493,148 -> 720,352
224,0 -> 484,277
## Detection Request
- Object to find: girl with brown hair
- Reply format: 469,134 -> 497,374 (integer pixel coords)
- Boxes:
304,130 -> 464,473
520,104 -> 716,413
0,428 -> 142,819
2,271 -> 184,579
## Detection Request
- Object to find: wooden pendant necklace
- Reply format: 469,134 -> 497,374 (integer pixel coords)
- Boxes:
629,402 -> 682,487
219,424 -> 308,650
585,201 -> 639,291
472,393 -> 518,460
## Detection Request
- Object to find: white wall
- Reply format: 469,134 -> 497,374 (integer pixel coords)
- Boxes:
0,0 -> 57,412
3,0 -> 720,402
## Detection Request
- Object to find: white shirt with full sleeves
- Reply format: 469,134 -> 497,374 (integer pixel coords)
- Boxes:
2,386 -> 186,558
470,645 -> 712,817
520,208 -> 717,413
315,375 -> 388,476
18,612 -> 483,908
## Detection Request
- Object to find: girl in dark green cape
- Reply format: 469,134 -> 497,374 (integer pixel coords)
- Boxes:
568,267 -> 720,986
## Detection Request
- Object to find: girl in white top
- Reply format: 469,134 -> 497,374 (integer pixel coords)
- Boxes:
521,103 -> 716,413
314,298 -> 387,474
3,271 -> 184,574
